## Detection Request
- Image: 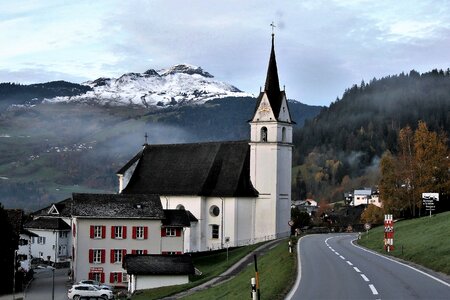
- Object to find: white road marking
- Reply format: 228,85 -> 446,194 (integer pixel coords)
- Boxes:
352,238 -> 450,288
361,274 -> 369,282
346,261 -> 353,266
339,255 -> 345,260
369,284 -> 379,295
335,252 -> 340,255
353,267 -> 361,273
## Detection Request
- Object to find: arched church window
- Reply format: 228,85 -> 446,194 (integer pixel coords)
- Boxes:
261,127 -> 268,142
282,127 -> 286,142
176,204 -> 185,210
209,205 -> 220,217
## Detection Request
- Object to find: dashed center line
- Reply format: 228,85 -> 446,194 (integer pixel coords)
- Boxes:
325,236 -> 380,298
369,284 -> 379,295
361,274 -> 370,282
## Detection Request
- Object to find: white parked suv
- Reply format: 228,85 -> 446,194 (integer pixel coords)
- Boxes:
67,284 -> 114,300
78,280 -> 113,290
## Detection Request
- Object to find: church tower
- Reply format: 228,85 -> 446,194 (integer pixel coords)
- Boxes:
250,32 -> 294,239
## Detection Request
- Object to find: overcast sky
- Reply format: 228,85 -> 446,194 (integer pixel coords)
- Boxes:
1,0 -> 450,106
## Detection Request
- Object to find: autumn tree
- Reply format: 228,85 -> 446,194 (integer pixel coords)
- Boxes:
360,204 -> 384,225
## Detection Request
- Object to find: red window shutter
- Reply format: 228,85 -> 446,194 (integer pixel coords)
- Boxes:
144,227 -> 148,239
123,226 -> 127,239
162,251 -> 167,255
111,226 -> 115,239
161,228 -> 166,237
144,250 -> 148,254
118,272 -> 122,283
100,272 -> 105,283
132,250 -> 136,254
101,249 -> 105,263
89,249 -> 93,263
90,226 -> 94,238
88,272 -> 93,280
132,227 -> 136,239
110,249 -> 115,263
123,249 -> 127,257
177,251 -> 182,255
102,226 -> 106,239
176,228 -> 181,237
110,273 -> 114,284
73,224 -> 76,237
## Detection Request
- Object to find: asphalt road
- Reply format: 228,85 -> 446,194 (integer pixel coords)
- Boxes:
25,267 -> 70,300
287,233 -> 450,300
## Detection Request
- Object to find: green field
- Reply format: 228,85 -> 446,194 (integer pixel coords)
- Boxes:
131,239 -> 297,300
358,211 -> 450,275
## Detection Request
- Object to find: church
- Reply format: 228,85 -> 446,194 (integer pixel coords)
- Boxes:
117,33 -> 295,252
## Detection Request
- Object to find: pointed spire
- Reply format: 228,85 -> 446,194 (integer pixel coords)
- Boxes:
264,33 -> 281,95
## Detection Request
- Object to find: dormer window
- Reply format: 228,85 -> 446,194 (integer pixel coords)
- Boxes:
261,127 -> 268,142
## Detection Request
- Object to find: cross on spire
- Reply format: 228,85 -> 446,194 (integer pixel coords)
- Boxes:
270,21 -> 276,36
143,132 -> 148,146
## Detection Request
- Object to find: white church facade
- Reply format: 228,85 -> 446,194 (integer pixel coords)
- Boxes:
117,33 -> 294,252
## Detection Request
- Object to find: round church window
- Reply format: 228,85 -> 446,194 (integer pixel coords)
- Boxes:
176,204 -> 185,210
209,205 -> 220,217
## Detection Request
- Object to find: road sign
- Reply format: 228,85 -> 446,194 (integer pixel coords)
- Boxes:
364,223 -> 371,230
288,220 -> 294,227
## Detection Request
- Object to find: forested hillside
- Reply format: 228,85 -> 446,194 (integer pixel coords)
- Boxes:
292,69 -> 450,203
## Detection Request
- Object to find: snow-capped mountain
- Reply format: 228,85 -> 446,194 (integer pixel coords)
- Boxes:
44,64 -> 252,107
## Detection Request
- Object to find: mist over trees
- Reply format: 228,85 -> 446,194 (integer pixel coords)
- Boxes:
292,69 -> 450,204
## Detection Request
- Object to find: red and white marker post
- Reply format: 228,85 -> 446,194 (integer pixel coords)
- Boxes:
384,214 -> 394,252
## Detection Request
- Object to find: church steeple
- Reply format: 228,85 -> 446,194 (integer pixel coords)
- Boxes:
264,33 -> 281,99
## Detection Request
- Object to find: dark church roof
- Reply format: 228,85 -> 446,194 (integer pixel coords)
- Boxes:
120,141 -> 258,197
123,254 -> 195,276
71,193 -> 165,219
24,217 -> 71,231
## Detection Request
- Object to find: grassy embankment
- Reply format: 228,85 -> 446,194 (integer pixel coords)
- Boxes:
358,211 -> 450,275
132,239 -> 297,300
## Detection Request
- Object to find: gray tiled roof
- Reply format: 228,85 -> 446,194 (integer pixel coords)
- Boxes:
123,254 -> 195,275
120,141 -> 258,197
31,198 -> 72,217
24,217 -> 71,230
71,193 -> 165,219
162,210 -> 196,227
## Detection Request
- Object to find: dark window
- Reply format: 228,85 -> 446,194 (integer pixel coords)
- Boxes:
209,205 -> 220,217
261,127 -> 268,142
211,225 -> 219,239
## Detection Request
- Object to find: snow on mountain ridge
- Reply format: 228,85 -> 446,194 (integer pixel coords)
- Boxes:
45,64 -> 251,107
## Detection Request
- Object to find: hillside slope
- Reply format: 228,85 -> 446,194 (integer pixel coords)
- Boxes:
358,211 -> 450,275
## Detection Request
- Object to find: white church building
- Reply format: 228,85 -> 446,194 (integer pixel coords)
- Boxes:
117,33 -> 295,252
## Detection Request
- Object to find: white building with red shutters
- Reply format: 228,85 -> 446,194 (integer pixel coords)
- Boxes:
70,193 -> 194,286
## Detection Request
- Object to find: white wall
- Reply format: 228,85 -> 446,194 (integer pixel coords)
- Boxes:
28,229 -> 70,263
73,218 -> 164,285
131,274 -> 189,293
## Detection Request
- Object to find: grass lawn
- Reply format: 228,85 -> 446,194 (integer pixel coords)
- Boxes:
182,239 -> 297,300
131,243 -> 262,300
358,211 -> 450,275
